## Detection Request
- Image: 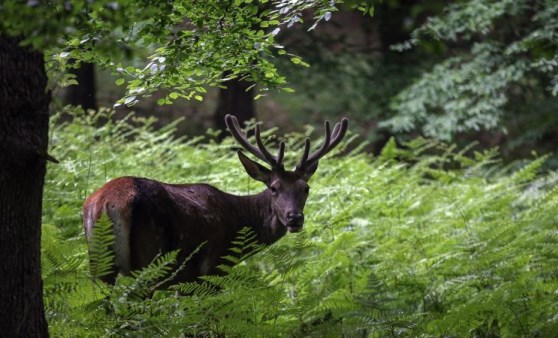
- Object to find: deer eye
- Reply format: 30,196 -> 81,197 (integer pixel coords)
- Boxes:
304,186 -> 310,194
270,186 -> 278,194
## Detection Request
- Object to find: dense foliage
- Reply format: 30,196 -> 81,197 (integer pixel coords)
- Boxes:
0,0 -> 348,105
382,0 -> 558,149
43,109 -> 558,336
268,0 -> 557,164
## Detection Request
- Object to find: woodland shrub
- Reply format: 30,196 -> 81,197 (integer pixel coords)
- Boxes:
383,0 -> 558,165
43,108 -> 558,337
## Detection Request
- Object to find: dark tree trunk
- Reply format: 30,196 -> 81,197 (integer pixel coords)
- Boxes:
376,0 -> 420,55
64,62 -> 97,110
214,74 -> 255,137
0,35 -> 50,337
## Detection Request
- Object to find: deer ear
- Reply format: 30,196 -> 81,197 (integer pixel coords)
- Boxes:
237,151 -> 271,183
300,161 -> 319,182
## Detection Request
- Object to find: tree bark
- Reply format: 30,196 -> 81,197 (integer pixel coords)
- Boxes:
214,74 -> 255,137
0,35 -> 50,337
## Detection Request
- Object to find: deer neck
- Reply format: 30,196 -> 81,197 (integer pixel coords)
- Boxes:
235,189 -> 287,245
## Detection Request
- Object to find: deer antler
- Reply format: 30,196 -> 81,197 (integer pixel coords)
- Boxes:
225,114 -> 286,170
297,118 -> 349,171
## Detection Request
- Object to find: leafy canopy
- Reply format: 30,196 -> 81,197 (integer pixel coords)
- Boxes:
0,0 -> 357,105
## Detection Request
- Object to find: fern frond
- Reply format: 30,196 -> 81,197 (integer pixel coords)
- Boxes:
172,280 -> 220,298
119,250 -> 179,300
87,213 -> 115,280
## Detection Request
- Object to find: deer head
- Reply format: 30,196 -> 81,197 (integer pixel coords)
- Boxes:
225,114 -> 348,233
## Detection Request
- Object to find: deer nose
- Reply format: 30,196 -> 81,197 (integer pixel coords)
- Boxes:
287,211 -> 304,222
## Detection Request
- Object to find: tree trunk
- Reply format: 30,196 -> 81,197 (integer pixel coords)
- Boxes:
64,62 -> 97,110
0,35 -> 50,337
214,74 -> 255,137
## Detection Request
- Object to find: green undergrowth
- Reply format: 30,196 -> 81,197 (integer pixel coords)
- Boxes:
42,107 -> 558,337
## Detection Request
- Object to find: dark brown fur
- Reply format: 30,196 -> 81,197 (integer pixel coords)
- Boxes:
83,175 -> 294,285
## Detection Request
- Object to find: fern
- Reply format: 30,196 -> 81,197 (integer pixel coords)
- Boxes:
87,213 -> 116,281
116,250 -> 180,301
220,226 -> 263,268
43,109 -> 558,336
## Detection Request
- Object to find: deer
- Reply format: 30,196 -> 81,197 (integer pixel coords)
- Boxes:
83,114 -> 348,285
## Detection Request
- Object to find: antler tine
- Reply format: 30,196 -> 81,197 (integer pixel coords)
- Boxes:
299,120 -> 331,169
225,114 -> 284,169
300,118 -> 349,169
330,121 -> 342,140
323,117 -> 349,153
254,123 -> 281,166
276,141 -> 285,167
297,138 -> 311,169
225,114 -> 267,163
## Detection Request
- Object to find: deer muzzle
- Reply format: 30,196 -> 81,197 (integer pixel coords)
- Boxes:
286,211 -> 304,232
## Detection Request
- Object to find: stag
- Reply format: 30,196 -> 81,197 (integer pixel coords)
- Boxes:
83,114 -> 348,284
